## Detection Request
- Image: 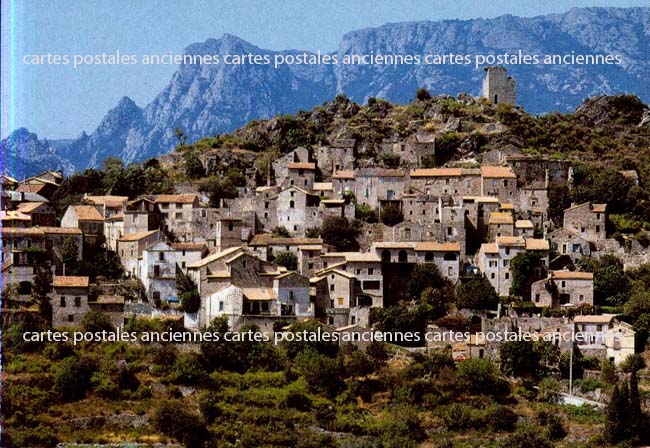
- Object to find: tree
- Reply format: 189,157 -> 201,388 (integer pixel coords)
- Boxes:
380,204 -> 403,226
199,176 -> 238,208
152,400 -> 206,448
579,255 -> 630,305
370,306 -> 427,347
294,347 -> 343,397
173,127 -> 187,146
415,88 -> 432,102
600,359 -> 616,384
407,264 -> 451,300
60,237 -> 80,275
629,370 -> 642,439
53,355 -> 97,402
177,271 -> 200,314
184,152 -> 204,179
355,203 -> 378,223
418,287 -> 447,321
32,266 -> 53,320
548,182 -> 572,225
271,226 -> 291,238
274,251 -> 298,271
320,216 -> 360,251
81,310 -> 114,333
499,340 -> 540,378
510,252 -> 544,298
456,275 -> 499,310
456,358 -> 509,396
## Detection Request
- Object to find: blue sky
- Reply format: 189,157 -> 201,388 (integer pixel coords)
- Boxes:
2,0 -> 649,139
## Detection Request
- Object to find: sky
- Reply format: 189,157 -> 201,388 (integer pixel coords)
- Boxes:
2,0 -> 649,139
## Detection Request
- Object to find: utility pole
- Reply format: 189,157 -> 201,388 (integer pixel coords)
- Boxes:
569,325 -> 574,395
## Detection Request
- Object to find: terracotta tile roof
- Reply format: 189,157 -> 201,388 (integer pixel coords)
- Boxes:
552,270 -> 593,280
85,195 -> 128,208
53,276 -> 89,288
105,213 -> 124,222
1,226 -> 81,237
313,182 -> 333,191
573,314 -> 616,324
591,204 -> 607,213
68,205 -> 104,221
515,220 -> 534,229
619,170 -> 638,180
154,194 -> 198,204
482,243 -> 499,254
16,202 -> 49,214
187,246 -> 244,268
249,234 -> 322,246
372,242 -> 416,249
463,196 -> 500,203
410,168 -> 462,177
357,168 -> 405,177
480,165 -> 517,179
333,170 -> 355,179
42,227 -> 83,235
298,245 -> 323,251
172,242 -> 207,251
242,287 -> 277,301
94,295 -> 125,304
16,183 -> 47,194
414,242 -> 461,252
321,199 -> 346,205
344,252 -> 382,262
287,162 -> 316,170
0,210 -> 31,221
330,269 -> 356,279
496,236 -> 525,247
489,212 -> 514,225
118,230 -> 159,242
525,239 -> 550,251
499,203 -> 515,210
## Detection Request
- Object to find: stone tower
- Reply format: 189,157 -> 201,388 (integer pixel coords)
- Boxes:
215,217 -> 243,252
482,66 -> 516,106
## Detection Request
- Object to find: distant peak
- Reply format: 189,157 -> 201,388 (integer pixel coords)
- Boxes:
116,96 -> 137,108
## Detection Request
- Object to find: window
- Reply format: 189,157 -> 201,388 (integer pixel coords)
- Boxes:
228,222 -> 234,231
290,191 -> 295,198
337,297 -> 344,306
290,200 -> 295,208
181,261 -> 186,269
265,202 -> 269,209
75,297 -> 81,307
505,273 -> 510,280
330,284 -> 335,291
561,281 -> 566,288
535,294 -> 540,303
491,273 -> 496,279
447,266 -> 453,276
219,301 -> 224,311
503,260 -> 509,267
308,262 -> 314,269
60,296 -> 66,307
489,260 -> 497,268
175,212 -> 182,219
505,248 -> 510,255
368,268 -> 374,275
356,269 -> 361,275
202,210 -> 207,217
68,315 -> 74,322
159,251 -> 165,261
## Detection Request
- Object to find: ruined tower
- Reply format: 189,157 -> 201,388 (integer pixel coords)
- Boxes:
482,66 -> 516,106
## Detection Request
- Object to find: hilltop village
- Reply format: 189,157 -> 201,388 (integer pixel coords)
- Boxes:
4,67 -> 650,446
1,68 -> 646,363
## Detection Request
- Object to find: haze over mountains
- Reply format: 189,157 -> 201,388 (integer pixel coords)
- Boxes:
3,6 -> 650,178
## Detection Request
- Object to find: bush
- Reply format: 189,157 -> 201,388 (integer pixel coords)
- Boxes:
152,400 -> 207,448
81,310 -> 115,333
274,250 -> 298,271
355,203 -> 378,223
380,204 -> 403,226
181,289 -> 201,314
485,405 -> 517,431
441,403 -> 484,430
52,355 -> 97,401
456,358 -> 509,396
537,377 -> 561,403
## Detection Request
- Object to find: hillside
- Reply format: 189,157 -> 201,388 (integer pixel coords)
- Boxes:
3,6 -> 650,175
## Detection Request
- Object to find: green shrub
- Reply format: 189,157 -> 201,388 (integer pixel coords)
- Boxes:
485,405 -> 517,431
152,400 -> 207,448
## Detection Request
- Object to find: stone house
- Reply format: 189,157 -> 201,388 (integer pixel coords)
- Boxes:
216,218 -> 245,252
117,230 -> 161,278
514,219 -> 535,237
276,186 -> 320,235
531,270 -> 594,308
284,162 -> 316,190
61,205 -> 105,248
124,197 -> 162,235
372,241 -> 417,264
272,147 -> 310,184
104,214 -> 124,252
315,140 -> 355,177
89,295 -> 125,328
563,203 -> 607,245
332,170 -> 356,197
249,234 -> 323,263
155,194 -> 200,242
15,202 -> 56,227
311,269 -> 357,328
353,168 -> 406,210
50,276 -> 90,328
0,210 -> 32,228
409,168 -> 480,199
414,242 -> 461,282
171,242 -> 209,272
319,252 -> 383,305
255,186 -> 281,231
480,166 -> 518,203
85,195 -> 128,219
547,229 -> 593,262
573,315 -> 635,365
477,236 -> 525,296
17,177 -> 59,201
488,211 -> 514,241
1,227 -> 83,289
140,241 -> 180,304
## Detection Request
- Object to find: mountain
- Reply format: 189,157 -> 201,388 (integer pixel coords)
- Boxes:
4,7 -> 650,176
0,128 -> 72,180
